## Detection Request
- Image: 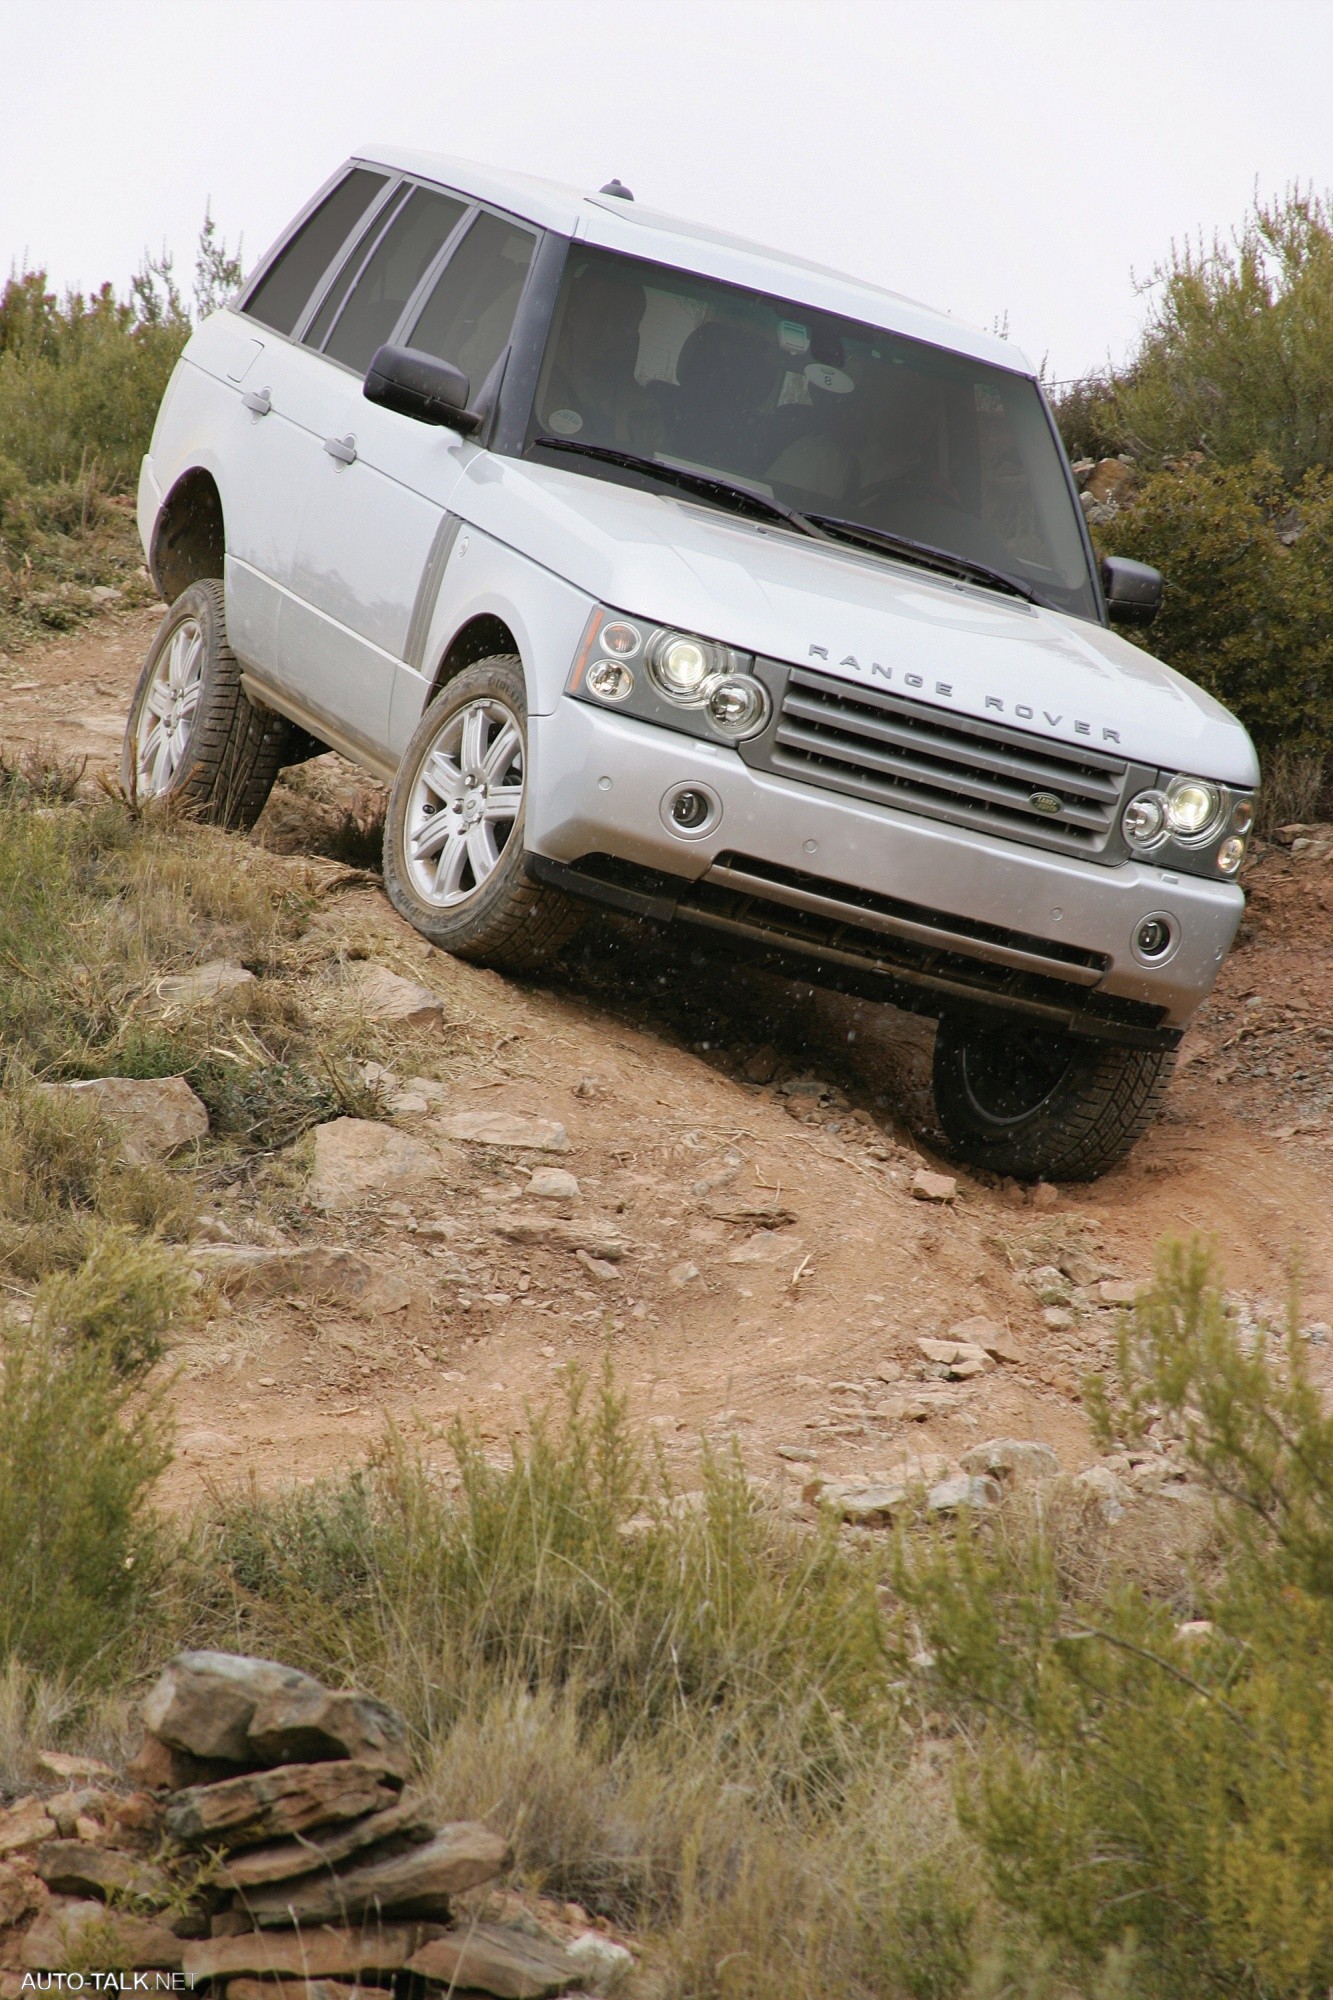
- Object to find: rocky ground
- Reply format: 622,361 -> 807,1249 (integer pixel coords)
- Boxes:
4,605 -> 1333,1519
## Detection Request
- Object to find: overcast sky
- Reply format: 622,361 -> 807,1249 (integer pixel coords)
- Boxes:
4,0 -> 1333,382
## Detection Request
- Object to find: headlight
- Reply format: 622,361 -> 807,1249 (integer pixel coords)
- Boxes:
1123,790 -> 1169,848
647,628 -> 738,704
1164,776 -> 1222,840
704,675 -> 770,738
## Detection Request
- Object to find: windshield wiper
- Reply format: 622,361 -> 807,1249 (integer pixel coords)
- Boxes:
533,436 -> 830,542
804,512 -> 1038,603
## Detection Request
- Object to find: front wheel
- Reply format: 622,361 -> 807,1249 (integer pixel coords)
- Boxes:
931,1012 -> 1175,1182
382,654 -> 583,972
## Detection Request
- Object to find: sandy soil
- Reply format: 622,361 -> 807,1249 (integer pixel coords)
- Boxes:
5,606 -> 1332,1509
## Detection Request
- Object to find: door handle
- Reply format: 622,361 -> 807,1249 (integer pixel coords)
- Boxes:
242,387 -> 271,416
323,434 -> 357,465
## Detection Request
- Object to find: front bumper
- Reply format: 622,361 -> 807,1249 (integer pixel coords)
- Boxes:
526,700 -> 1245,1041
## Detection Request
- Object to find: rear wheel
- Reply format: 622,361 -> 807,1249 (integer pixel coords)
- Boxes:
120,580 -> 288,830
931,1012 -> 1175,1182
382,654 -> 583,971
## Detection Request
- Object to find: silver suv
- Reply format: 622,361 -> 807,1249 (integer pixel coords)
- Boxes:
126,148 -> 1259,1180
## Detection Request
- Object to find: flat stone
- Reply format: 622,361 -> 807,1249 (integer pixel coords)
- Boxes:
728,1231 -> 802,1264
1043,1307 -> 1074,1331
947,1316 -> 1026,1363
406,1920 -> 581,1998
1075,1463 -> 1128,1521
438,1110 -> 569,1152
246,1684 -> 411,1781
309,1119 -> 444,1209
23,1901 -> 184,1970
803,1477 -> 905,1525
927,1472 -> 1001,1514
667,1260 -> 700,1289
0,1799 -> 57,1856
915,1338 -> 991,1379
574,1249 -> 620,1282
36,1840 -> 171,1903
960,1438 -> 1059,1485
566,1931 -> 634,1992
41,1075 -> 208,1164
343,962 -> 444,1027
911,1169 -> 956,1202
142,1651 -> 324,1763
218,1795 -> 435,1890
154,959 -> 256,1017
32,1750 -> 117,1786
493,1213 -> 626,1261
226,1983 -> 366,2000
527,1168 -> 580,1200
184,1925 -> 441,1983
165,1762 -> 398,1850
1098,1278 -> 1143,1306
705,1194 -> 796,1227
191,1245 -> 381,1303
242,1822 -> 508,1926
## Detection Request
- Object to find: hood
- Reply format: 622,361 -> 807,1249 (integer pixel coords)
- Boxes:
455,454 -> 1260,787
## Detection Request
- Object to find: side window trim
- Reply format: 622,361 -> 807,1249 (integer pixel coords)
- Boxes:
237,160 -> 398,339
293,177 -> 407,347
397,204 -> 546,427
302,179 -> 480,382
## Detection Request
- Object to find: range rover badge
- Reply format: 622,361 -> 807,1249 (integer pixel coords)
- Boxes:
1028,791 -> 1063,815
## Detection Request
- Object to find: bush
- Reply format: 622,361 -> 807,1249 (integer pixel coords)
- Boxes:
1092,455 -> 1333,756
894,1241 -> 1333,1998
0,1304 -> 171,1680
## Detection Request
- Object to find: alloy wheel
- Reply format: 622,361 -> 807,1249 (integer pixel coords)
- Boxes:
133,617 -> 205,797
404,696 -> 524,906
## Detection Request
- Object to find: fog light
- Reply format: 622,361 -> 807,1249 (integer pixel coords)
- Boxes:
1135,916 -> 1173,959
586,658 -> 634,702
669,787 -> 712,830
1217,835 -> 1246,874
1123,790 -> 1168,848
705,675 -> 770,737
1165,776 -> 1222,839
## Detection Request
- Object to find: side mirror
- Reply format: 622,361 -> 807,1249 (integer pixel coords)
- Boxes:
1102,554 -> 1162,627
363,344 -> 482,433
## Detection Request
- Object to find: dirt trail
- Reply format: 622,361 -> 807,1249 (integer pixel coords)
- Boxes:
6,608 -> 1333,1507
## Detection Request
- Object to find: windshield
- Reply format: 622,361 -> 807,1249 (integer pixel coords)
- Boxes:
525,247 -> 1098,619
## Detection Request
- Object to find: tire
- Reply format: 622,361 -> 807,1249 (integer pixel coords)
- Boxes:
120,580 -> 289,830
930,1012 -> 1176,1182
382,654 -> 583,972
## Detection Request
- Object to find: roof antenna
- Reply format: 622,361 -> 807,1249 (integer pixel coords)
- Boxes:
599,178 -> 634,201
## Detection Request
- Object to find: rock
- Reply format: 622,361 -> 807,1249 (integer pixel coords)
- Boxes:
803,1477 -> 905,1525
493,1214 -> 626,1261
527,1168 -> 580,1200
728,1230 -> 801,1264
165,1762 -> 399,1849
438,1110 -> 569,1152
1027,1265 -> 1071,1306
241,1822 -> 509,1926
1075,1463 -> 1128,1521
1097,1278 -> 1142,1306
35,1841 -> 171,1903
667,1260 -> 700,1289
142,1651 -> 323,1764
1029,1181 -> 1060,1211
0,1800 -> 56,1856
308,1119 -> 444,1208
915,1337 -> 991,1379
0,1862 -> 37,1929
406,1920 -> 581,1998
1176,1619 -> 1215,1643
245,1683 -> 411,1780
566,1931 -> 634,1992
218,1795 -> 435,1890
927,1472 -> 1001,1514
705,1195 -> 796,1228
1083,457 -> 1135,506
743,1044 -> 780,1083
961,1438 -> 1058,1485
343,962 -> 444,1027
911,1169 -> 956,1203
1043,1308 -> 1074,1331
574,1250 -> 620,1282
23,1902 -> 184,1971
41,1075 -> 209,1164
184,1924 -> 441,1983
31,1750 -> 117,1786
154,959 -> 256,1017
191,1244 -> 383,1304
226,1983 -> 368,2000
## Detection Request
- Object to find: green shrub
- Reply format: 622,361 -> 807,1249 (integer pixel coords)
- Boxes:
894,1241 -> 1333,1998
1094,456 -> 1333,755
34,1228 -> 190,1377
0,1306 -> 171,1680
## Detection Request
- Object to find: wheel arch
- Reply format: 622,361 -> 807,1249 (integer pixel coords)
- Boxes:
426,614 -> 523,704
149,468 -> 226,602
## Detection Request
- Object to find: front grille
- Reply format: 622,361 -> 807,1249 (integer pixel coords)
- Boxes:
742,664 -> 1138,857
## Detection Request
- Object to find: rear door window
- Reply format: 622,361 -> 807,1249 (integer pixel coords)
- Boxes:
243,168 -> 389,336
405,211 -> 537,399
322,188 -> 469,375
